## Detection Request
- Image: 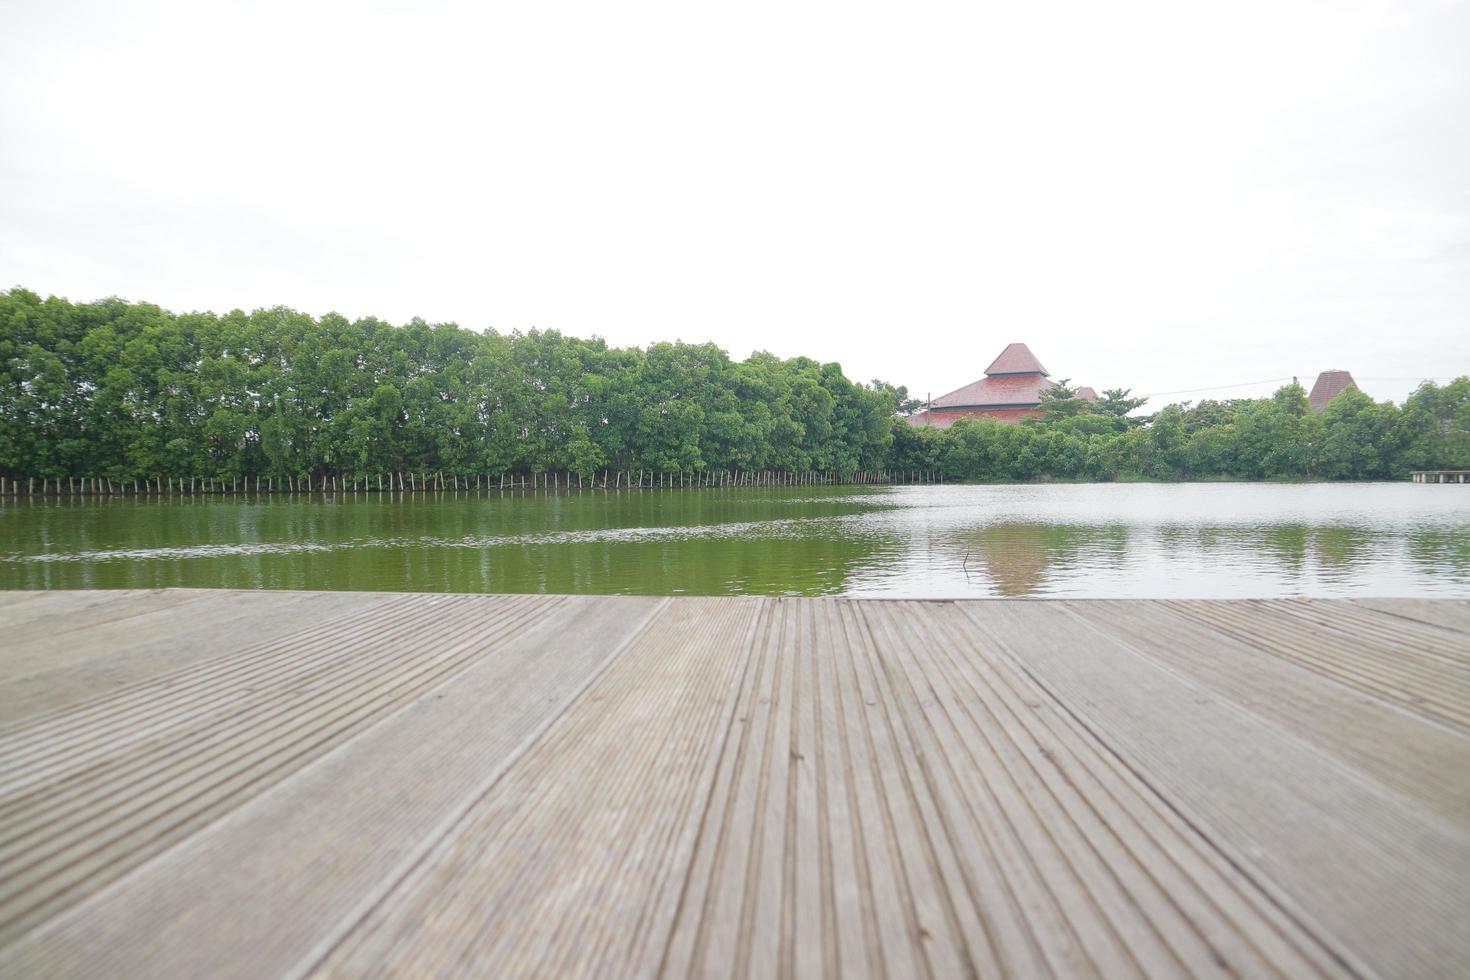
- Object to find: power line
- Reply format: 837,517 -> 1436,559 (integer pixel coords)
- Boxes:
1140,378 -> 1292,398
1140,376 -> 1461,399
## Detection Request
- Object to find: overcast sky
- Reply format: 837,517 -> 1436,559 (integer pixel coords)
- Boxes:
3,0 -> 1467,406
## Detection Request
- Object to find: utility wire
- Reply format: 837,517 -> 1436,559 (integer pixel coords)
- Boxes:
1140,378 -> 1292,398
1140,375 -> 1461,399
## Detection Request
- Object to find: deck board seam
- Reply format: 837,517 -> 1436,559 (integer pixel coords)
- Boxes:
730,597 -> 788,980
1345,601 -> 1470,639
0,597 -> 575,944
838,598 -> 932,978
609,599 -> 768,975
958,602 -> 1371,980
851,601 -> 971,979
652,598 -> 771,978
285,595 -> 673,980
0,595 -> 547,820
1054,601 -> 1470,822
0,593 -> 430,744
1349,599 -> 1470,637
1165,602 -> 1470,713
871,602 -> 1054,977
1060,600 -> 1470,842
1154,601 -> 1470,737
0,592 -> 211,647
906,602 -> 1136,977
938,602 -> 1316,977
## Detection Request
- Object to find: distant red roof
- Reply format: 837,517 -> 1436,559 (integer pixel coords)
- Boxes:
908,343 -> 1098,427
1308,370 -> 1356,412
985,343 -> 1049,376
931,373 -> 1056,409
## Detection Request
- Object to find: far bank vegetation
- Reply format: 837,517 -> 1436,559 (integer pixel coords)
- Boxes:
2,289 -> 1466,490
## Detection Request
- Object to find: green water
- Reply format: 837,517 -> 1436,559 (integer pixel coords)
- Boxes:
2,483 -> 1469,598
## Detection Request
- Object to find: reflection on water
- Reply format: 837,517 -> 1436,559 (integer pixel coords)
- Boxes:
962,524 -> 1130,597
2,483 -> 1469,598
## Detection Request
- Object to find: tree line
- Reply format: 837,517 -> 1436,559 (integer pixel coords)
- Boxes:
2,287 -> 1465,487
896,377 -> 1470,482
0,288 -> 898,485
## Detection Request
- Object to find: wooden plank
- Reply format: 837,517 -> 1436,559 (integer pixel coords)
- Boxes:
311,597 -> 766,978
959,600 -> 1470,979
1353,597 -> 1470,636
0,593 -> 569,943
0,590 -> 182,639
1,591 -> 1467,978
0,590 -> 220,658
0,595 -> 666,980
663,598 -> 1346,979
0,590 -> 357,674
1162,598 -> 1470,733
1253,598 -> 1470,667
0,591 -> 387,724
664,597 -> 950,979
1065,600 -> 1470,826
868,601 -> 1342,978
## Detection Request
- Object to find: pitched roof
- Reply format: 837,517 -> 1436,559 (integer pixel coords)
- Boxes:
984,343 -> 1049,377
1308,370 -> 1356,413
1075,387 -> 1099,403
931,373 -> 1056,409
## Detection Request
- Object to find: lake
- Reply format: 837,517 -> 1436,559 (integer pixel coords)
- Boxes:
2,482 -> 1468,598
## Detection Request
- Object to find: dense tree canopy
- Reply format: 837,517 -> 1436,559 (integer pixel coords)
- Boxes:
897,378 -> 1470,482
0,288 -> 897,483
2,288 -> 1463,486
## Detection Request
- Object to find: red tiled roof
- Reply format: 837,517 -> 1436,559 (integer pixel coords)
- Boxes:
1076,386 -> 1099,403
931,373 -> 1055,409
1308,370 -> 1356,413
984,343 -> 1049,377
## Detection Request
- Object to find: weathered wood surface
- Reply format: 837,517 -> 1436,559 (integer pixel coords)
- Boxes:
0,591 -> 1467,978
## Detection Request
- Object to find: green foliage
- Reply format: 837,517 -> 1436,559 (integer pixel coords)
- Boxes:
896,381 -> 1450,483
1036,378 -> 1089,421
1094,388 -> 1149,428
874,380 -> 924,416
0,288 -> 1455,486
0,289 -> 894,482
1398,378 -> 1470,471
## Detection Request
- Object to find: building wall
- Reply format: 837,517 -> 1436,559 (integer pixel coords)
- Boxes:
931,406 -> 1042,425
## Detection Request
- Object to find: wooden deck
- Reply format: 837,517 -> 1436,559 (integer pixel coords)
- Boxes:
0,590 -> 1467,978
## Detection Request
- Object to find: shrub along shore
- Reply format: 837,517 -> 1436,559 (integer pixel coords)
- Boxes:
3,288 -> 1466,490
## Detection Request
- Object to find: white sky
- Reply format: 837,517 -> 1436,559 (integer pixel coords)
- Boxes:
3,0 -> 1467,407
